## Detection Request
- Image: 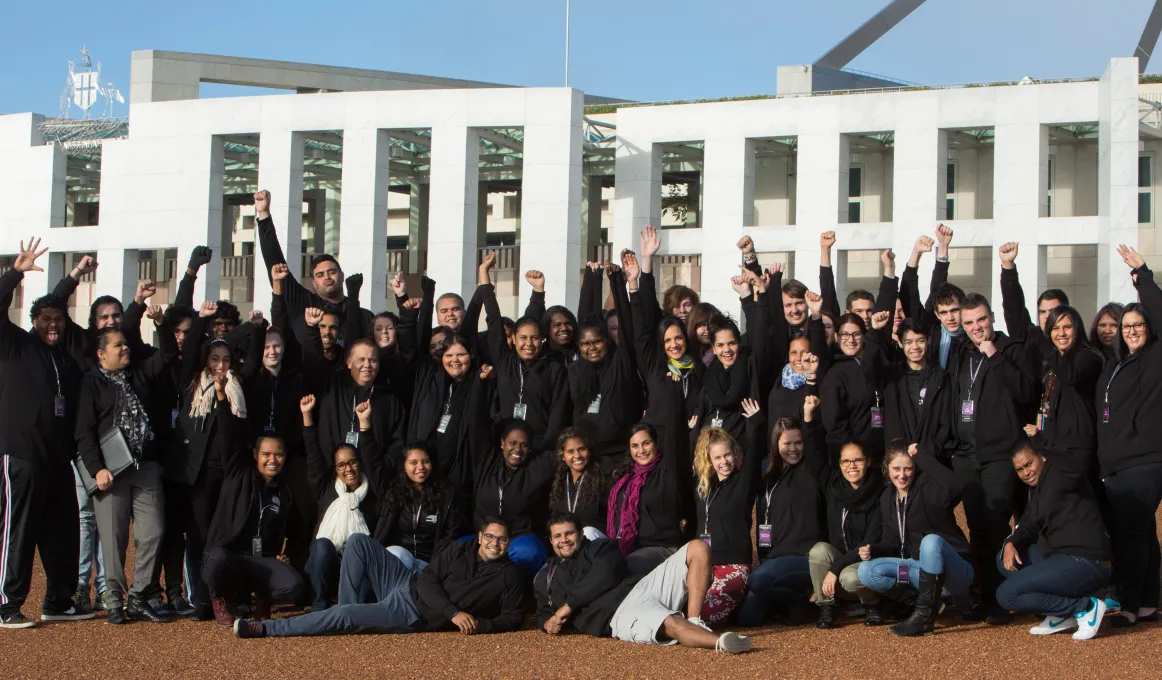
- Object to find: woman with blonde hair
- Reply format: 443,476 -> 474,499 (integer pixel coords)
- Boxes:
691,406 -> 762,626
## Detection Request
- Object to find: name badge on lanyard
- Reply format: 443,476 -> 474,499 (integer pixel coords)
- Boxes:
171,406 -> 180,428
587,394 -> 602,415
710,410 -> 723,429
512,403 -> 528,420
438,384 -> 454,433
50,355 -> 65,418
513,364 -> 528,420
345,430 -> 359,447
960,400 -> 975,423
758,524 -> 772,548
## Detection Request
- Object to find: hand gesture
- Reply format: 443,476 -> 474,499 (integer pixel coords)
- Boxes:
73,255 -> 98,277
1117,244 -> 1146,271
998,242 -> 1019,268
187,245 -> 213,270
978,339 -> 997,358
135,279 -> 157,304
766,262 -> 785,277
907,443 -> 918,456
805,290 -> 823,318
300,394 -> 316,414
820,231 -> 836,251
401,298 -> 421,310
355,400 -> 372,429
13,237 -> 48,273
687,415 -> 699,430
935,224 -> 953,249
587,261 -> 602,273
741,398 -> 761,419
304,308 -> 324,327
881,249 -> 896,277
858,545 -> 872,561
1002,542 -> 1023,572
1023,424 -> 1038,437
914,235 -> 934,255
802,352 -> 819,379
213,373 -> 229,398
524,270 -> 545,293
480,251 -> 497,274
272,263 -> 289,281
736,235 -> 755,255
739,266 -> 764,292
730,275 -> 752,298
390,272 -> 406,297
620,250 -> 640,282
604,263 -> 622,277
199,301 -> 218,318
96,469 -> 114,492
346,273 -> 363,294
640,225 -> 662,259
479,364 -> 495,381
253,190 -> 271,216
803,394 -> 821,419
871,310 -> 891,330
146,305 -> 164,325
451,611 -> 478,635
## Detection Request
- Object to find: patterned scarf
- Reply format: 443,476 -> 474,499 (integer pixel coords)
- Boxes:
666,355 -> 695,379
607,452 -> 662,556
781,363 -> 808,390
100,368 -> 152,458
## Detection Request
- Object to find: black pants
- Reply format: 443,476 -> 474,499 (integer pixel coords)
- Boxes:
0,457 -> 79,617
201,546 -> 304,603
281,453 -> 316,573
952,453 -> 1016,610
159,466 -> 222,606
1104,462 -> 1162,612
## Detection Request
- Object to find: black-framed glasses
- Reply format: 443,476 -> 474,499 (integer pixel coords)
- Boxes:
335,460 -> 359,472
481,533 -> 510,545
838,331 -> 864,341
839,459 -> 867,467
1122,322 -> 1147,332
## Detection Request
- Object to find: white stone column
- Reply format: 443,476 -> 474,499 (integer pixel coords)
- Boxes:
612,137 -> 662,257
892,123 -> 947,296
1099,58 -> 1142,306
408,182 -> 429,275
95,248 -> 139,309
175,136 -> 225,306
793,133 -> 847,292
521,93 -> 584,309
991,105 -> 1048,331
700,137 -> 755,312
339,128 -> 390,313
427,126 -> 480,298
255,130 -> 304,314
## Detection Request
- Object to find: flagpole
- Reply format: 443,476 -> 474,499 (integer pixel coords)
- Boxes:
565,0 -> 571,87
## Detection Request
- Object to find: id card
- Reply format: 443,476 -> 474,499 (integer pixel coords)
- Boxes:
512,403 -> 528,420
425,514 -> 439,524
345,431 -> 360,447
263,424 -> 276,434
710,417 -> 723,428
896,565 -> 910,584
699,533 -> 712,548
1103,405 -> 1110,424
758,524 -> 772,548
437,414 -> 452,433
171,407 -> 180,428
870,407 -> 883,429
54,396 -> 66,418
960,399 -> 975,423
251,537 -> 263,557
587,395 -> 602,414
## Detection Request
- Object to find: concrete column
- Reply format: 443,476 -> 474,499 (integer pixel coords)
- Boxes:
612,138 -> 662,256
700,137 -> 755,312
339,128 -> 390,314
1098,58 -> 1142,306
478,183 -> 490,249
408,182 -> 429,275
174,136 -> 225,306
95,248 -> 140,309
992,107 -> 1049,330
892,124 -> 948,298
581,175 -> 604,262
324,187 -> 342,256
255,131 -> 304,313
521,102 -> 584,309
792,133 -> 848,292
427,126 -> 480,298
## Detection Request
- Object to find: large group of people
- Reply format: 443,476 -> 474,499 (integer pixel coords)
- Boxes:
0,188 -> 1158,655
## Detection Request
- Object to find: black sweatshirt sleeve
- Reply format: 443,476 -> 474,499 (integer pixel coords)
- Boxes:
0,270 -> 27,361
76,378 -> 105,477
820,266 -> 842,320
474,569 -> 527,634
922,260 -> 950,327
820,369 -> 853,458
1000,266 -> 1032,344
562,541 -> 626,611
136,317 -> 178,382
524,290 -> 546,323
121,301 -> 149,354
638,271 -> 663,331
174,272 -> 197,309
414,546 -> 460,623
913,450 -> 963,507
630,288 -> 660,372
303,424 -> 330,500
899,265 -> 922,321
873,275 -> 899,316
577,266 -> 603,323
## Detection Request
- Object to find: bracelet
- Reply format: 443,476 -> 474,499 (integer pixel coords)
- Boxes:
742,253 -> 757,263
936,256 -> 949,263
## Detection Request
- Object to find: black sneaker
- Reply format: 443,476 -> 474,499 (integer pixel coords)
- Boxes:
107,606 -> 127,625
127,594 -> 171,623
171,596 -> 196,617
41,605 -> 97,622
864,604 -> 887,626
234,618 -> 266,639
72,589 -> 94,616
815,604 -> 839,629
986,608 -> 1014,626
0,612 -> 36,629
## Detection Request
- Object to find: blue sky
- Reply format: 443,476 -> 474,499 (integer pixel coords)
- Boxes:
0,0 -> 1156,115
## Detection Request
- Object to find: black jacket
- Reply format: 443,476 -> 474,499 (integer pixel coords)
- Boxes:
481,284 -> 571,451
699,292 -> 772,446
1029,339 -> 1102,466
900,260 -> 966,370
817,469 -> 884,578
413,538 -> 525,633
694,450 -> 761,566
303,424 -> 382,536
870,451 -> 970,560
765,317 -> 829,430
608,449 -> 687,552
408,359 -> 492,502
0,269 -> 83,466
881,359 -> 949,459
372,481 -> 463,562
819,350 -> 886,462
473,447 -> 558,537
1008,457 -> 1110,562
534,538 -> 639,637
944,331 -> 1036,463
204,410 -> 294,556
75,320 -> 177,476
549,471 -> 610,534
754,420 -> 827,559
1095,266 -> 1162,477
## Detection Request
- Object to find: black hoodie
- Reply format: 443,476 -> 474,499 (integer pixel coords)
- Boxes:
534,538 -> 640,637
754,419 -> 827,560
413,538 -> 525,633
472,446 -> 558,538
944,330 -> 1036,463
372,480 -> 463,562
1008,456 -> 1110,562
870,451 -> 970,560
407,359 -> 492,503
880,353 -> 950,460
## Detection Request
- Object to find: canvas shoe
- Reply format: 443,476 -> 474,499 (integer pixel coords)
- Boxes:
1029,614 -> 1077,635
1072,597 -> 1107,641
714,632 -> 751,654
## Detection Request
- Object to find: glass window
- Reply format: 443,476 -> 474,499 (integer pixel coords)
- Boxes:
848,167 -> 862,198
1140,156 -> 1152,189
946,163 -> 956,193
848,201 -> 861,223
1139,192 -> 1152,224
946,197 -> 955,220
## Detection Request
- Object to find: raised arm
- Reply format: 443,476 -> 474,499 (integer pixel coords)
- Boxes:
873,250 -> 899,315
4,241 -> 49,358
177,246 -> 213,309
299,396 -> 331,500
240,313 -> 267,382
998,242 -> 1032,342
900,236 -> 933,321
924,225 -> 953,319
607,266 -> 636,365
913,449 -> 964,507
270,264 -> 303,370
1121,245 -> 1162,325
801,397 -> 830,484
577,263 -> 603,324
135,306 -> 178,381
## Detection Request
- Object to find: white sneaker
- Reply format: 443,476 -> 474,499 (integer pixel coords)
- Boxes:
41,606 -> 96,622
714,631 -> 751,654
688,616 -> 711,631
1072,597 -> 1107,641
1029,615 -> 1077,635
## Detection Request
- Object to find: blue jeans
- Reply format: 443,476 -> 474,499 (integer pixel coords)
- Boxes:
386,546 -> 428,574
858,534 -> 975,598
306,538 -> 341,609
456,533 -> 547,578
995,544 -> 1110,618
73,463 -> 106,595
735,554 -> 812,626
265,534 -> 420,637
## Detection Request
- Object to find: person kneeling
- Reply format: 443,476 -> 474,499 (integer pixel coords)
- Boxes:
201,434 -> 305,626
235,517 -> 524,638
995,442 -> 1114,641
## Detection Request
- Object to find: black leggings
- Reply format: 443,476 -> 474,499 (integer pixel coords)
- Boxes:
160,466 -> 222,606
1104,462 -> 1162,613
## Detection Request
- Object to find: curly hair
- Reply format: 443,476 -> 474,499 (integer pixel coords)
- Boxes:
548,428 -> 610,515
382,441 -> 450,518
692,426 -> 741,499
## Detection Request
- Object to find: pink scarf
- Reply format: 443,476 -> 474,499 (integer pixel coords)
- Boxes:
607,452 -> 662,556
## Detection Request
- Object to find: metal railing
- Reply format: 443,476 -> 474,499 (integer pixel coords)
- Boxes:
479,245 -> 520,270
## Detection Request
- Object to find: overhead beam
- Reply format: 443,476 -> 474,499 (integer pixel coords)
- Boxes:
477,129 -> 524,152
815,0 -> 928,70
1141,122 -> 1162,140
1136,0 -> 1162,73
386,130 -> 433,148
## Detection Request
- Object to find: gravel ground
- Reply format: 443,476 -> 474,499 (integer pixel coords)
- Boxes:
3,508 -> 1160,680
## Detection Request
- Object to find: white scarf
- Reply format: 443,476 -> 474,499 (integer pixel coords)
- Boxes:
316,475 -> 370,551
189,370 -> 247,420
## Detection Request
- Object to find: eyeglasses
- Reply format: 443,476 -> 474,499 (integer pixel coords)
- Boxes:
838,331 -> 864,341
335,460 -> 359,472
1122,322 -> 1147,332
839,459 -> 867,467
481,533 -> 510,545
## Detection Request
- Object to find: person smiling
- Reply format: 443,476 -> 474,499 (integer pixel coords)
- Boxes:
372,442 -> 462,572
995,440 -> 1113,640
820,307 -> 891,464
880,318 -> 948,464
766,292 -> 830,425
607,424 -> 686,575
548,429 -> 610,539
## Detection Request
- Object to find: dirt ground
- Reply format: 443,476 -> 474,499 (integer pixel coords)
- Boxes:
3,508 -> 1161,680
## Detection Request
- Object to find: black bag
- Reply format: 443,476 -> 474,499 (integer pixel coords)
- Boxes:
76,427 -> 137,495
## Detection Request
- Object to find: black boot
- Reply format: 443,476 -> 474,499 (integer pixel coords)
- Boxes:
881,583 -> 916,620
126,594 -> 171,623
816,604 -> 838,629
864,602 -> 886,626
106,606 -> 127,625
890,570 -> 943,637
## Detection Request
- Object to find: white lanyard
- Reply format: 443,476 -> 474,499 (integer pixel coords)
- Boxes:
545,560 -> 560,607
895,494 -> 908,558
50,354 -> 62,396
443,384 -> 453,415
517,363 -> 525,405
350,386 -> 374,432
268,376 -> 277,430
566,472 -> 585,513
1104,361 -> 1129,408
840,508 -> 850,552
702,485 -> 721,535
966,357 -> 984,398
412,499 -> 423,553
763,469 -> 789,525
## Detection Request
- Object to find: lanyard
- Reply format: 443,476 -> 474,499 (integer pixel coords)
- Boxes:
763,469 -> 789,525
1104,361 -> 1129,408
566,472 -> 585,513
545,560 -> 560,607
268,375 -> 278,430
840,508 -> 850,552
966,357 -> 984,399
50,354 -> 62,396
702,485 -> 722,535
497,469 -> 515,516
517,363 -> 525,405
443,384 -> 453,415
349,386 -> 375,432
412,498 -> 423,554
895,494 -> 908,558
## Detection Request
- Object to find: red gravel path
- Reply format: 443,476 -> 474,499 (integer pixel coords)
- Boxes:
3,508 -> 1160,679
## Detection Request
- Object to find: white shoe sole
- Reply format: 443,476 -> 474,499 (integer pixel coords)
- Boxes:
0,620 -> 37,629
41,612 -> 97,621
715,632 -> 752,654
1072,600 -> 1107,641
1029,620 -> 1076,635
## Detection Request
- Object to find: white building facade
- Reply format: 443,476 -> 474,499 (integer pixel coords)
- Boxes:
0,52 -> 1155,330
